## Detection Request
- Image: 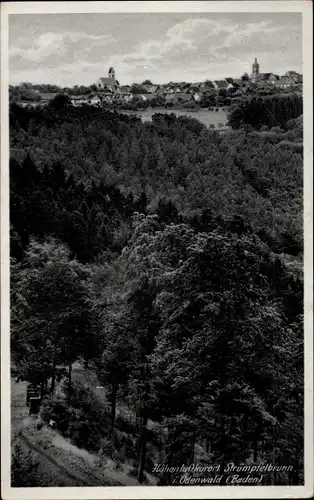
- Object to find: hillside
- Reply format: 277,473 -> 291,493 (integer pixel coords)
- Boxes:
10,95 -> 304,486
11,365 -> 155,486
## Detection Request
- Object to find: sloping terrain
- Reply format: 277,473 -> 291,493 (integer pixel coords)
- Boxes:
11,377 -> 141,486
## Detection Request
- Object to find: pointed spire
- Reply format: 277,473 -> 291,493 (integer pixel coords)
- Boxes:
251,57 -> 259,82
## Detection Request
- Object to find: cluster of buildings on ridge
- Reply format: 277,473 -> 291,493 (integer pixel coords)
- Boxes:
14,59 -> 302,108
93,59 -> 302,102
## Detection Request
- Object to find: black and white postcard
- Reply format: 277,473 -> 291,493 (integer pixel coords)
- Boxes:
1,1 -> 313,499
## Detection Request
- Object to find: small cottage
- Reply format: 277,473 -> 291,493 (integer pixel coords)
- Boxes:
143,84 -> 159,94
89,96 -> 101,106
275,75 -> 296,88
256,73 -> 279,86
285,71 -> 302,84
212,80 -> 228,91
117,85 -> 131,94
192,92 -> 202,102
174,93 -> 194,104
70,95 -> 89,106
39,92 -> 59,105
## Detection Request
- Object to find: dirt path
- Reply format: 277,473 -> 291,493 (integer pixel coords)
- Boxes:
11,377 -> 139,486
17,431 -> 94,486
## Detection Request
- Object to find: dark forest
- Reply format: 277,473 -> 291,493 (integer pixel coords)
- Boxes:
10,92 -> 303,486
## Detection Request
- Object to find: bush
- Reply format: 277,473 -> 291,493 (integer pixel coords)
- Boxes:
270,126 -> 285,134
129,466 -> 138,478
67,381 -> 110,450
286,117 -> 299,130
40,395 -> 70,433
101,437 -> 115,458
182,101 -> 196,110
68,416 -> 98,449
11,444 -> 41,487
115,414 -> 136,435
49,94 -> 72,110
114,459 -> 123,471
40,381 -> 111,451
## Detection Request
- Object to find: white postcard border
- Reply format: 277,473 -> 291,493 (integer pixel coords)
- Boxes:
1,2 -> 313,499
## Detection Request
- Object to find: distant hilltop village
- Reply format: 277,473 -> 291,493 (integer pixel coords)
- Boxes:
250,58 -> 302,86
11,58 -> 302,108
94,58 -> 302,94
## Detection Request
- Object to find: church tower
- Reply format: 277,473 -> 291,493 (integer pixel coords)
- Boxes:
108,67 -> 115,80
251,58 -> 259,83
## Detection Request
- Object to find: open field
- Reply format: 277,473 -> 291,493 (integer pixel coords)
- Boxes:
119,107 -> 229,127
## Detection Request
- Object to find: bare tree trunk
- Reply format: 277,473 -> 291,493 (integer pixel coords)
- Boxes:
136,413 -> 141,455
190,431 -> 196,464
205,438 -> 210,454
253,423 -> 261,462
219,417 -> 227,485
242,414 -> 248,456
137,416 -> 148,484
261,437 -> 264,456
50,358 -> 57,394
110,382 -> 117,436
68,362 -> 72,407
254,437 -> 258,462
40,380 -> 45,400
271,431 -> 277,485
293,445 -> 300,484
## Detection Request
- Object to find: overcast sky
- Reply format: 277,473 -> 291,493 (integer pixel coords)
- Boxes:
9,13 -> 302,86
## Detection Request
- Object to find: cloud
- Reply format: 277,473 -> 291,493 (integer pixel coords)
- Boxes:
9,14 -> 302,86
10,31 -> 114,63
111,16 -> 279,74
94,16 -> 283,82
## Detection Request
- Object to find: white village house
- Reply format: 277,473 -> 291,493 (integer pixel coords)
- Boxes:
89,95 -> 101,106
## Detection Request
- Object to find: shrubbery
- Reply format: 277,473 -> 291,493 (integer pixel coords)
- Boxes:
11,444 -> 41,487
40,396 -> 70,433
40,381 -> 111,451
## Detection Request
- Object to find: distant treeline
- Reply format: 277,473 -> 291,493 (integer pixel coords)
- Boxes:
228,93 -> 303,130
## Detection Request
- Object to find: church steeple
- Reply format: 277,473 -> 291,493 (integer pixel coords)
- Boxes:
251,57 -> 259,82
108,67 -> 115,80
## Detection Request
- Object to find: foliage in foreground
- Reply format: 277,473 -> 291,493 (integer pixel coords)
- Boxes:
11,444 -> 41,487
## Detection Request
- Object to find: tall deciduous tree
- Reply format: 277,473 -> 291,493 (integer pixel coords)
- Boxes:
11,238 -> 98,398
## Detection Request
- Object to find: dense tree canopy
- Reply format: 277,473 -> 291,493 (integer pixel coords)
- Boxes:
10,100 -> 303,486
228,93 -> 302,130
